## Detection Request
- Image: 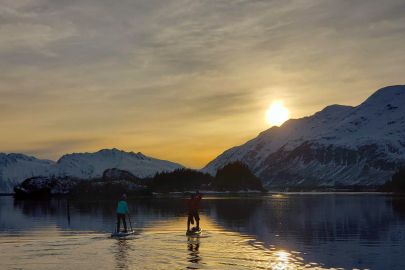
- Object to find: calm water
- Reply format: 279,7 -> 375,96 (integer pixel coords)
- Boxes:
1,194 -> 404,270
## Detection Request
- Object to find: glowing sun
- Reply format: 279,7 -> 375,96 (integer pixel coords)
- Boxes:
266,101 -> 290,126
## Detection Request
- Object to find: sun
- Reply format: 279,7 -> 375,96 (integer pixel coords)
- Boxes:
266,101 -> 290,126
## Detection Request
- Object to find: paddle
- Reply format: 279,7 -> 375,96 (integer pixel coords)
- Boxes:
127,214 -> 133,231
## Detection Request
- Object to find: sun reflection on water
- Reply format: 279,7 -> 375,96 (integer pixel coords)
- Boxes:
136,214 -> 334,270
271,250 -> 290,270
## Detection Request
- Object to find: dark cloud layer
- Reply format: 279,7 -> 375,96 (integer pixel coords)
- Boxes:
0,0 -> 404,167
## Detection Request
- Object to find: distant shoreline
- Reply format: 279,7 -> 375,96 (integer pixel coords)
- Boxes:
2,191 -> 402,198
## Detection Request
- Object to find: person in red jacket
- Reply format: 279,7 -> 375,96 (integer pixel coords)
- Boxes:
187,191 -> 202,232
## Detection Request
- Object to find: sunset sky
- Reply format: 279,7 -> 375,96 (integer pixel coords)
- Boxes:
1,0 -> 405,168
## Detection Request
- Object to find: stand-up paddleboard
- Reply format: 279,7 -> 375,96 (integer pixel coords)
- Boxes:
111,230 -> 135,238
186,227 -> 202,236
111,214 -> 135,238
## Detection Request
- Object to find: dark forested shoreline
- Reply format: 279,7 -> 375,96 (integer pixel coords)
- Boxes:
12,163 -> 405,199
13,162 -> 266,199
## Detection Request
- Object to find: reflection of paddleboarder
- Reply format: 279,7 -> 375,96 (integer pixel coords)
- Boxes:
187,191 -> 202,232
114,237 -> 130,269
187,239 -> 201,264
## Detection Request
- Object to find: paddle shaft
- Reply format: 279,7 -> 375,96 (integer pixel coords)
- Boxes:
127,214 -> 133,231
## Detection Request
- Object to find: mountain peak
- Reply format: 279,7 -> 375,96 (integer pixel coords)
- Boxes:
0,153 -> 54,164
97,148 -> 125,154
361,85 -> 405,107
96,148 -> 146,158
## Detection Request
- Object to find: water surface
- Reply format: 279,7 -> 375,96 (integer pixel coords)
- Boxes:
1,194 -> 404,269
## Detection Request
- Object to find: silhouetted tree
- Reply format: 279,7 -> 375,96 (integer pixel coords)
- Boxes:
150,168 -> 213,192
380,168 -> 405,193
213,162 -> 265,191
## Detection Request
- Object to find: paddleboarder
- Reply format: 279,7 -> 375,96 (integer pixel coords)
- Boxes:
187,191 -> 202,232
116,194 -> 129,233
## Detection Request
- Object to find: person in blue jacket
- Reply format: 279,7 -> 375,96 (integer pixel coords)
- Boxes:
116,194 -> 129,232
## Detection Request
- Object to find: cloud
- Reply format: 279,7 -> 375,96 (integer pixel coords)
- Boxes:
0,1 -> 76,55
0,0 -> 405,167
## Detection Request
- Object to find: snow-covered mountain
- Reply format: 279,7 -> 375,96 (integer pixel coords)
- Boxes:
203,85 -> 405,188
0,149 -> 183,193
55,148 -> 183,179
0,154 -> 55,193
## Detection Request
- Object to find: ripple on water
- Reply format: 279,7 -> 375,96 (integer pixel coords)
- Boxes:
0,222 -> 339,270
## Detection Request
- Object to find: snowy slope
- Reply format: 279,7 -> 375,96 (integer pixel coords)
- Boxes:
0,154 -> 55,193
0,149 -> 184,193
203,85 -> 405,187
55,148 -> 183,179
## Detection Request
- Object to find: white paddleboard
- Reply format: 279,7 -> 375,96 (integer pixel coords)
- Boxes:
111,230 -> 135,238
186,228 -> 202,236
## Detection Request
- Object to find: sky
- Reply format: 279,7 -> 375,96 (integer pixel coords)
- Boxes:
0,0 -> 405,168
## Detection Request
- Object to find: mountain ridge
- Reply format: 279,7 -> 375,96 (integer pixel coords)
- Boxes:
0,149 -> 184,193
203,85 -> 405,188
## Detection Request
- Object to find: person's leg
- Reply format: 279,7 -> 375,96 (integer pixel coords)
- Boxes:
122,215 -> 127,232
116,214 -> 120,232
195,212 -> 200,229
